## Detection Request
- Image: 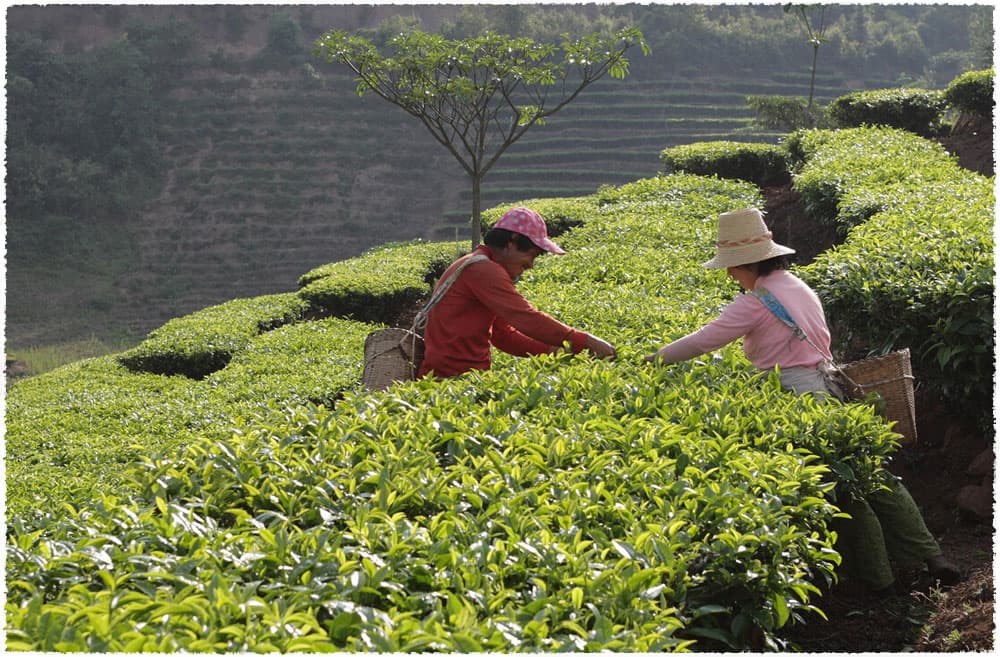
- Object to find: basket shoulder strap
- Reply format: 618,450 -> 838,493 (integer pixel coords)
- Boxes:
751,286 -> 829,358
412,253 -> 488,332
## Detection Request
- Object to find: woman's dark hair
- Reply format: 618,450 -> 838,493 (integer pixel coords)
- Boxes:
756,254 -> 791,276
483,227 -> 538,251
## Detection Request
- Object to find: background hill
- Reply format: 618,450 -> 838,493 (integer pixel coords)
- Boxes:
5,3 -> 992,351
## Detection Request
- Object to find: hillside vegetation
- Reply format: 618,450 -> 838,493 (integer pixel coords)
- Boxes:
5,3 -> 990,348
6,116 -> 993,649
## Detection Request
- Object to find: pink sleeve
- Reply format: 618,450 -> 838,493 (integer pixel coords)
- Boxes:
656,296 -> 764,364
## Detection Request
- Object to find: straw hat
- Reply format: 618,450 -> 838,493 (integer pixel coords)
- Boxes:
702,208 -> 795,269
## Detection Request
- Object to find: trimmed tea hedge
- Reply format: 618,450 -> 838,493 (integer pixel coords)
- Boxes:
297,240 -> 466,322
787,126 -> 962,230
6,315 -> 374,519
826,88 -> 947,137
794,127 -> 994,430
204,317 -> 372,408
944,68 -> 994,116
118,293 -> 312,378
5,355 -> 213,514
5,356 -> 901,652
480,196 -> 603,237
659,141 -> 791,187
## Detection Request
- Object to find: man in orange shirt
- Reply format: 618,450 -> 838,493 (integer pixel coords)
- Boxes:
419,207 -> 617,378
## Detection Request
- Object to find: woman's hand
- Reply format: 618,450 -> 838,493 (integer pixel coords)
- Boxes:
584,333 -> 617,359
644,346 -> 670,364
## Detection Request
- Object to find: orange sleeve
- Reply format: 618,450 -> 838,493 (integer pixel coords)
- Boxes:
469,261 -> 589,353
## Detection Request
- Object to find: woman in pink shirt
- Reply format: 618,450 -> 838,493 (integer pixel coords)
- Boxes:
646,208 -> 837,394
646,207 -> 959,595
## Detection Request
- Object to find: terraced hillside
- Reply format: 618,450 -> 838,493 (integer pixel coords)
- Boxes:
122,65 -> 895,336
121,69 -> 458,333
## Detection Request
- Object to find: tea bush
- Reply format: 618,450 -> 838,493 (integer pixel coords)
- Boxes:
297,240 -> 465,322
205,316 -> 370,408
6,348 -> 902,651
5,355 -> 211,515
660,141 -> 791,187
118,293 -> 311,378
789,126 -> 962,229
5,166 -> 958,651
943,68 -> 994,116
794,128 -> 994,430
6,316 -> 374,519
480,196 -> 602,237
827,88 -> 947,136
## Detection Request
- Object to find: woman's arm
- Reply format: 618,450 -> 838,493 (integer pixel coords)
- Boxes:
646,296 -> 761,364
646,333 -> 710,364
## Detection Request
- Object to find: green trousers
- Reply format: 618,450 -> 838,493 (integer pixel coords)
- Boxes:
830,477 -> 942,590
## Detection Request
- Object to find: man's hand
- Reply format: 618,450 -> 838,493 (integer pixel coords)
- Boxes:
585,333 -> 617,359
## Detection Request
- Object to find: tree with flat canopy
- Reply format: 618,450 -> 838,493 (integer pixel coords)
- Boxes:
314,27 -> 648,249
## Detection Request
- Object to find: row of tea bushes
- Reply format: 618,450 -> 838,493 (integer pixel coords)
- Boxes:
6,171 -> 904,650
6,353 -> 901,651
297,240 -> 467,323
7,170 -> 908,652
479,196 -> 601,237
792,127 -> 994,431
943,68 -> 993,116
117,241 -> 467,379
118,293 -> 311,378
786,126 -> 968,230
826,88 -> 947,136
659,141 -> 791,188
6,317 -> 372,519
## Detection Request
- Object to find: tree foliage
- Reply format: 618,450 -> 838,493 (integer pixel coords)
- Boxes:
784,4 -> 829,116
314,28 -> 649,247
6,19 -> 195,220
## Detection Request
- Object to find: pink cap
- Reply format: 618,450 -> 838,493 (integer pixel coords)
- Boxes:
494,207 -> 565,255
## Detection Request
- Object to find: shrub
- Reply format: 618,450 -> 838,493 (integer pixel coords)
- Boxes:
794,128 -> 994,431
943,68 -> 994,116
660,141 -> 790,188
790,127 -> 959,228
205,317 -> 371,408
5,351 -> 903,651
782,128 -> 834,169
826,88 -> 947,137
297,240 -> 465,322
480,196 -> 601,237
4,355 -> 212,516
745,94 -> 826,131
118,293 -> 311,377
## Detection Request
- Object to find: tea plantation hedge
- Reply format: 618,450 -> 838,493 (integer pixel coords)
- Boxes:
943,68 -> 994,116
6,135 -> 990,650
118,293 -> 312,378
792,127 -> 994,433
659,141 -> 791,187
826,88 -> 947,136
296,240 -> 467,322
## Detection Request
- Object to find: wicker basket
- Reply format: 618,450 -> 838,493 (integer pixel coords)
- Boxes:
839,348 -> 918,446
362,328 -> 423,391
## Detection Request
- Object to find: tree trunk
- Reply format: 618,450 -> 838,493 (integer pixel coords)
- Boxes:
808,43 -> 819,111
470,173 -> 483,250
